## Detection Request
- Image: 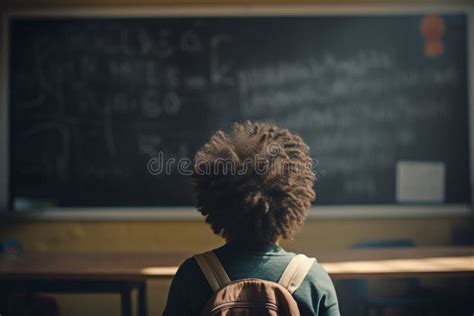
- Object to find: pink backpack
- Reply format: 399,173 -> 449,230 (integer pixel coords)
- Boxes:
194,251 -> 315,316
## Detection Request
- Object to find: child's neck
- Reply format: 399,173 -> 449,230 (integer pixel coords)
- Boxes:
225,239 -> 280,245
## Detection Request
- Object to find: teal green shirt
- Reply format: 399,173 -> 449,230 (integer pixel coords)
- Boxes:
163,241 -> 340,315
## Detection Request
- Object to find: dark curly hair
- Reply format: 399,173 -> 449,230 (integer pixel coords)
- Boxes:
192,121 -> 316,243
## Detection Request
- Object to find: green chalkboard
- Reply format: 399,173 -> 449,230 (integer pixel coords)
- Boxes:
9,13 -> 470,208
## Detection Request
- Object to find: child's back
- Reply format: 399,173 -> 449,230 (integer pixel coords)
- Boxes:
163,121 -> 340,315
163,241 -> 339,315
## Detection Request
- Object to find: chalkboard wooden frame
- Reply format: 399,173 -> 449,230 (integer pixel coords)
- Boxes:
1,5 -> 473,219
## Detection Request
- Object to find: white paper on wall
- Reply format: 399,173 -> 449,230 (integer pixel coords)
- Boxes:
396,161 -> 445,203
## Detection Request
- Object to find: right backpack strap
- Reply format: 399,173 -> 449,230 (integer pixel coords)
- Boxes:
278,254 -> 316,294
194,251 -> 231,292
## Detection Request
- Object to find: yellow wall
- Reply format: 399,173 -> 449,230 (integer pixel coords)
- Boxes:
1,0 -> 473,315
0,218 -> 469,253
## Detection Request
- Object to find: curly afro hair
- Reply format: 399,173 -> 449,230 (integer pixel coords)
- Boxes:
192,121 -> 316,243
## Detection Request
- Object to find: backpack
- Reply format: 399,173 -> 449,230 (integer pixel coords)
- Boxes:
194,251 -> 315,316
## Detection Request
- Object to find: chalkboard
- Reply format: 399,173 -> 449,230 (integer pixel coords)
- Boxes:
9,13 -> 471,208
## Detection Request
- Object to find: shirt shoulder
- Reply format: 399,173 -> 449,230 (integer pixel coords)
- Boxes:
305,260 -> 337,294
174,256 -> 213,291
176,256 -> 200,277
293,259 -> 340,316
283,251 -> 335,294
162,256 -> 213,316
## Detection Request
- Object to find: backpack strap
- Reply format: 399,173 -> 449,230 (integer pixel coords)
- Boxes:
194,251 -> 231,292
278,254 -> 316,294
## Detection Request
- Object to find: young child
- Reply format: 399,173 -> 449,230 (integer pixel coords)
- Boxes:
163,121 -> 340,316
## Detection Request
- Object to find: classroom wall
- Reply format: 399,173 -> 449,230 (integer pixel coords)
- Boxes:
1,218 -> 469,253
1,0 -> 473,315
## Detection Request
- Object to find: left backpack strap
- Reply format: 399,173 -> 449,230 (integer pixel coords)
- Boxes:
194,251 -> 231,292
278,254 -> 316,294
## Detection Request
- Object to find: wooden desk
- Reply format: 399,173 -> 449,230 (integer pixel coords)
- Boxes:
316,247 -> 474,279
1,247 -> 473,316
0,252 -> 192,316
